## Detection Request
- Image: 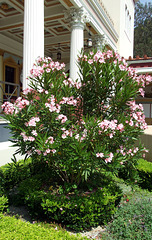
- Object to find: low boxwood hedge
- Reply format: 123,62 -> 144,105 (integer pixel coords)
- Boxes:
15,174 -> 122,231
137,158 -> 152,191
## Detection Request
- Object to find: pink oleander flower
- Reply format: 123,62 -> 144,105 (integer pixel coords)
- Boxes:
51,149 -> 56,154
35,149 -> 41,155
62,133 -> 67,139
56,114 -> 67,123
88,59 -> 93,64
117,123 -> 124,132
28,136 -> 35,142
96,153 -> 104,158
105,152 -> 114,163
32,130 -> 38,136
22,88 -> 33,95
25,117 -> 40,127
75,134 -> 79,140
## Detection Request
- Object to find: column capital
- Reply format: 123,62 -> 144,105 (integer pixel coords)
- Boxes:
64,7 -> 90,29
94,34 -> 107,50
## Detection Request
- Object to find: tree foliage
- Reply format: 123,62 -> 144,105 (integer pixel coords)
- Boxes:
134,1 -> 152,57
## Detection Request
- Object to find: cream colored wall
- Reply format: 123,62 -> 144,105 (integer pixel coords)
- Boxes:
101,0 -> 135,58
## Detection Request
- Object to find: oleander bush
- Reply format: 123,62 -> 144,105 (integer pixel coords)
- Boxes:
2,50 -> 151,187
1,49 -> 152,230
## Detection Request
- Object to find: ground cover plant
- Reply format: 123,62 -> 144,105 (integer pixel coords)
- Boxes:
0,213 -> 87,240
101,178 -> 152,240
1,49 -> 152,230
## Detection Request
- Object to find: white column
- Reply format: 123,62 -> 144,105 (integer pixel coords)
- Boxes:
65,8 -> 89,82
23,0 -> 44,89
94,34 -> 107,51
0,51 -> 4,112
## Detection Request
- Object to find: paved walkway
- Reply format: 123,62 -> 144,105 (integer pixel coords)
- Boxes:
0,126 -> 152,167
0,141 -> 24,167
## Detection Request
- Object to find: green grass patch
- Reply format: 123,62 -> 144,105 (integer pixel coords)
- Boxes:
0,213 -> 87,240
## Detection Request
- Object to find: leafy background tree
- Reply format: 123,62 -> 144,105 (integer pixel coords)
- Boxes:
134,1 -> 152,57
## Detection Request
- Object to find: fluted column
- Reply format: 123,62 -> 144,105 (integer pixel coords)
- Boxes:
65,8 -> 89,82
23,0 -> 44,89
94,34 -> 107,51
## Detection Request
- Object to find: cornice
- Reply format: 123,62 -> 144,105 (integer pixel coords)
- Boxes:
71,0 -> 118,50
86,0 -> 118,42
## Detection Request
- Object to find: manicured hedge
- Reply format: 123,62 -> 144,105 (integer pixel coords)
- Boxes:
137,158 -> 152,191
15,173 -> 122,231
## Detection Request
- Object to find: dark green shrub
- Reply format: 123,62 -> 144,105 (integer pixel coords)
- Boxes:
0,158 -> 57,191
16,174 -> 122,231
0,195 -> 8,213
0,168 -> 5,194
137,158 -> 152,191
41,186 -> 121,231
105,198 -> 152,239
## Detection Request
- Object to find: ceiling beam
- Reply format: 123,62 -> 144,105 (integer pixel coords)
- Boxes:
45,31 -> 89,45
0,5 -> 66,30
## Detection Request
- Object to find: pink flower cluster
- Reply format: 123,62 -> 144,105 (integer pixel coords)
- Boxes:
96,152 -> 114,163
98,119 -> 124,138
30,57 -> 65,79
61,128 -> 73,139
2,102 -> 16,115
116,145 -> 140,157
96,152 -> 104,158
63,77 -> 82,89
25,117 -> 40,127
43,148 -> 56,156
56,114 -> 67,124
45,95 -> 61,113
136,74 -> 152,88
45,136 -> 54,144
59,96 -> 77,106
126,101 -> 147,130
105,152 -> 114,163
22,88 -> 33,95
20,132 -> 35,142
2,97 -> 29,115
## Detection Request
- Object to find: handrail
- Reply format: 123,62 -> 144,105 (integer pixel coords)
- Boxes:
0,81 -> 20,103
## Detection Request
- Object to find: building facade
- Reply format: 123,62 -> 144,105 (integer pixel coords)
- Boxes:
0,0 -> 138,106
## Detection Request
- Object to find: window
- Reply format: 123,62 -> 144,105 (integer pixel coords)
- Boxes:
125,4 -> 132,39
5,65 -> 16,94
3,57 -> 20,99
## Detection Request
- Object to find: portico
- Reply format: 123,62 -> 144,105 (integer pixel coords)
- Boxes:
0,0 -> 120,99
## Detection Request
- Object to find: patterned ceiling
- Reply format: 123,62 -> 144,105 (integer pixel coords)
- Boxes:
0,0 -> 95,60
